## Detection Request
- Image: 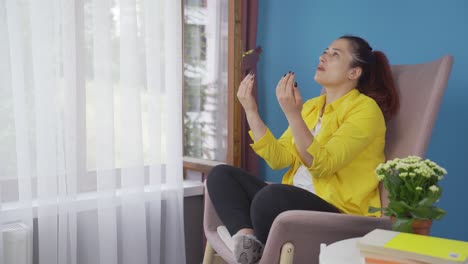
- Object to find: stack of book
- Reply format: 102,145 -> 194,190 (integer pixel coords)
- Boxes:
357,229 -> 468,264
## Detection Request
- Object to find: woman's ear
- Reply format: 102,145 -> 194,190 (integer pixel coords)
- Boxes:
348,67 -> 362,80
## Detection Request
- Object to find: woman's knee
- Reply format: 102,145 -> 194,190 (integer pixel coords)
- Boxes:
250,184 -> 284,215
206,164 -> 234,189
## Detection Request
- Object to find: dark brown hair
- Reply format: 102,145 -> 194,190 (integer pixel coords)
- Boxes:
339,35 -> 399,121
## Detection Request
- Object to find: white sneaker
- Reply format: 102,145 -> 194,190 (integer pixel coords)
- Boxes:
232,234 -> 264,264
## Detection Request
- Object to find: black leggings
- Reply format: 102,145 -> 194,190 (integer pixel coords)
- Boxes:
206,164 -> 341,244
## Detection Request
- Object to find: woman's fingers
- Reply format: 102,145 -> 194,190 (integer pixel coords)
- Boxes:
241,72 -> 252,87
241,73 -> 250,97
237,72 -> 258,112
276,74 -> 285,96
239,72 -> 253,97
246,73 -> 255,96
293,82 -> 302,105
285,73 -> 295,96
277,72 -> 292,97
281,72 -> 292,93
241,72 -> 252,83
248,73 -> 255,87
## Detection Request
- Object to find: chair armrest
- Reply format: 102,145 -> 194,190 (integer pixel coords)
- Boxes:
203,181 -> 238,263
203,180 -> 223,232
259,210 -> 392,264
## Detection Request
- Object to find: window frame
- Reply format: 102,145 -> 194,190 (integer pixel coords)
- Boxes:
182,0 -> 243,173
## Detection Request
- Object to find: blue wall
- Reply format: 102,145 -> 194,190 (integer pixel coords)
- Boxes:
256,0 -> 468,241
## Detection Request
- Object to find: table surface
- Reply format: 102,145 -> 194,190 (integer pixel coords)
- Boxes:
319,238 -> 364,264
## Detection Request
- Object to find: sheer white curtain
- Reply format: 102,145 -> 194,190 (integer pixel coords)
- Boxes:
0,0 -> 185,263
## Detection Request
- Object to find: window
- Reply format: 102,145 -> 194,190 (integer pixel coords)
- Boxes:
183,0 -> 229,162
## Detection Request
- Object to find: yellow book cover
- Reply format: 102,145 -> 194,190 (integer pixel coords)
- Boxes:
358,229 -> 468,264
385,232 -> 468,262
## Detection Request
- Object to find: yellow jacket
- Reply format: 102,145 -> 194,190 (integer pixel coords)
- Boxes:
249,89 -> 384,216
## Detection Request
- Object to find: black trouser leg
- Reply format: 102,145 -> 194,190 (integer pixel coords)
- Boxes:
206,164 -> 267,236
250,184 -> 341,243
207,165 -> 341,244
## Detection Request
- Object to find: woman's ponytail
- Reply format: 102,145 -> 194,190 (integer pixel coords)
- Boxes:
339,35 -> 399,121
364,51 -> 399,120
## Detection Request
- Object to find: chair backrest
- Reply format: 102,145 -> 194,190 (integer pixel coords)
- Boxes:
380,55 -> 454,207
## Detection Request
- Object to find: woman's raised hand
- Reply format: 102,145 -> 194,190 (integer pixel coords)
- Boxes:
276,72 -> 303,118
237,72 -> 258,113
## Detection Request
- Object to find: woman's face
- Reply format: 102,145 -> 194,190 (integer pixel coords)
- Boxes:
314,38 -> 360,87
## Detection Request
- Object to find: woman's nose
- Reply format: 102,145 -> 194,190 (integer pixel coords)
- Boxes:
319,54 -> 326,63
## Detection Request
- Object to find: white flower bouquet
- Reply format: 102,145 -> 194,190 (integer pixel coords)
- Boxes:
369,156 -> 447,232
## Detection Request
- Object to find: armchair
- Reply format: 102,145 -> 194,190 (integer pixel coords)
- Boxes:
203,55 -> 454,264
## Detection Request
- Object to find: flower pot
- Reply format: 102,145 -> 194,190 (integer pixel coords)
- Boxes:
411,219 -> 433,236
390,216 -> 433,235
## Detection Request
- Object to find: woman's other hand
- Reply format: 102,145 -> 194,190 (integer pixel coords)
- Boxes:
237,72 -> 258,113
276,72 -> 303,119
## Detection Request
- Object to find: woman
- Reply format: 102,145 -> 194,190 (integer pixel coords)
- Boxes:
206,35 -> 399,264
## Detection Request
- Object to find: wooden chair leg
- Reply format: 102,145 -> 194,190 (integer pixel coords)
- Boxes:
213,255 -> 229,264
279,242 -> 295,264
203,242 -> 215,264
